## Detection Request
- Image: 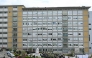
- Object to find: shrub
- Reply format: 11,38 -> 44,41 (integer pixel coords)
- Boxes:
25,56 -> 30,58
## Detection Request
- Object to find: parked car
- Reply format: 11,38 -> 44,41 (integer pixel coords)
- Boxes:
7,51 -> 15,57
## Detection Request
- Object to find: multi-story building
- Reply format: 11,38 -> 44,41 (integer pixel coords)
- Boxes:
89,11 -> 92,54
0,5 -> 90,53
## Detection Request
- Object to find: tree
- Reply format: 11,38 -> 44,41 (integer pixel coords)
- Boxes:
28,48 -> 33,53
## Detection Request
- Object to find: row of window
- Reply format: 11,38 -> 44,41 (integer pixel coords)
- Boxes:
0,37 -> 7,39
0,43 -> 7,44
23,10 -> 83,15
0,22 -> 7,24
23,43 -> 83,46
23,32 -> 83,36
0,27 -> 7,29
23,22 -> 83,25
23,27 -> 83,31
0,32 -> 7,34
23,38 -> 83,41
23,16 -> 83,20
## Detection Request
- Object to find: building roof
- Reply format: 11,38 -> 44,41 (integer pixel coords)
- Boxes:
0,5 -> 25,7
23,6 -> 90,10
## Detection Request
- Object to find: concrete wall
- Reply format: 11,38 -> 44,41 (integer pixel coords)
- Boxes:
89,11 -> 92,53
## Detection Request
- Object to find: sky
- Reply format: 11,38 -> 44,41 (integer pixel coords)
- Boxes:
0,0 -> 92,10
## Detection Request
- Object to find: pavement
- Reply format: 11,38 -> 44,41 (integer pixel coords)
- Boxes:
0,50 -> 12,58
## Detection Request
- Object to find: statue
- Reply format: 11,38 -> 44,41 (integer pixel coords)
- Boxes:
35,48 -> 39,53
32,48 -> 41,57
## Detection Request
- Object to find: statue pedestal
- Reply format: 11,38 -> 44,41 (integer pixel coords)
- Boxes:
32,53 -> 41,57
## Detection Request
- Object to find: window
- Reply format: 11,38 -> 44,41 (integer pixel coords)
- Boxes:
0,37 -> 2,39
13,17 -> 17,21
23,11 -> 27,14
43,11 -> 47,15
78,27 -> 83,31
57,27 -> 62,30
58,38 -> 62,40
58,32 -> 62,35
43,38 -> 47,41
13,6 -> 17,8
62,10 -> 67,15
68,16 -> 72,20
23,33 -> 27,35
63,33 -> 68,36
28,11 -> 32,14
23,39 -> 27,41
13,12 -> 17,16
48,27 -> 52,30
3,32 -> 7,34
13,33 -> 17,36
58,11 -> 62,15
73,32 -> 78,36
3,37 -> 7,39
13,23 -> 17,27
89,28 -> 91,30
79,38 -> 83,41
78,16 -> 83,20
38,11 -> 42,15
23,43 -> 27,46
58,16 -> 62,20
38,22 -> 42,25
78,22 -> 83,26
68,22 -> 72,26
48,33 -> 52,35
73,10 -> 77,15
73,22 -> 77,26
62,21 -> 68,26
58,43 -> 62,46
48,11 -> 52,15
3,43 -> 7,44
79,43 -> 83,46
13,28 -> 17,31
23,28 -> 27,31
63,27 -> 68,31
62,16 -> 67,20
23,17 -> 27,20
53,11 -> 57,15
32,17 -> 37,20
78,32 -> 83,36
53,33 -> 57,36
68,11 -> 72,15
53,22 -> 57,25
68,32 -> 73,36
89,47 -> 91,49
48,17 -> 52,20
28,33 -> 31,35
38,17 -> 43,20
73,16 -> 77,20
72,27 -> 78,31
73,38 -> 78,41
78,10 -> 83,15
47,22 -> 52,25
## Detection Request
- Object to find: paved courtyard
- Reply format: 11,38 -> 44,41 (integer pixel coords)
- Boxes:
0,51 -> 13,58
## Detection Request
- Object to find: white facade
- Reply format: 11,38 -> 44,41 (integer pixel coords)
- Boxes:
22,9 -> 84,53
89,11 -> 92,53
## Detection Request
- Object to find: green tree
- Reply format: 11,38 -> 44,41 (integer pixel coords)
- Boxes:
28,48 -> 32,53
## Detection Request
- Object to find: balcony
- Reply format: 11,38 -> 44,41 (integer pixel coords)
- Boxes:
13,14 -> 17,16
13,8 -> 17,11
3,40 -> 7,42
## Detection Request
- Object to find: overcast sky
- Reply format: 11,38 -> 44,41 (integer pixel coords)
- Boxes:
0,0 -> 91,10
